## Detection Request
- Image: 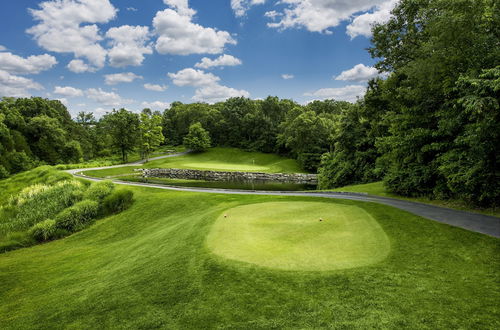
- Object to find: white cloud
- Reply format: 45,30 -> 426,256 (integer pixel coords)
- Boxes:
67,59 -> 95,73
0,69 -> 44,97
193,84 -> 250,103
106,25 -> 153,67
168,67 -> 249,103
0,45 -> 7,51
104,72 -> 143,85
231,0 -> 266,17
266,0 -> 387,34
153,2 -> 236,55
168,68 -> 220,87
144,83 -> 168,92
53,86 -> 84,97
347,0 -> 398,38
141,101 -> 170,110
282,74 -> 294,80
335,64 -> 380,82
27,0 -> 117,70
126,7 -> 138,12
305,85 -> 366,102
264,10 -> 280,19
195,54 -> 242,69
0,52 -> 57,75
86,88 -> 133,106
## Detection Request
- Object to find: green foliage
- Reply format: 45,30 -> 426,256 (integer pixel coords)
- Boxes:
0,165 -> 9,179
29,219 -> 57,242
83,180 -> 115,202
63,140 -> 83,163
102,189 -> 134,215
183,122 -> 211,152
139,109 -> 164,162
102,108 -> 140,162
54,199 -> 100,231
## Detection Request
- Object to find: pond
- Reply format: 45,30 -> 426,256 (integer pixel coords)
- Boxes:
119,176 -> 318,191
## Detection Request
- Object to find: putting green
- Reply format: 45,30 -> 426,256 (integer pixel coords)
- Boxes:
207,202 -> 390,271
182,162 -> 270,172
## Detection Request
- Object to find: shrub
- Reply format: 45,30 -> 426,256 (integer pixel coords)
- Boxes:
54,199 -> 99,231
84,180 -> 115,202
102,189 -> 134,215
0,165 -> 9,179
29,219 -> 57,242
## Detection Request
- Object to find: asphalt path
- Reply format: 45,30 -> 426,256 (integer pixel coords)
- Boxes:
67,152 -> 500,238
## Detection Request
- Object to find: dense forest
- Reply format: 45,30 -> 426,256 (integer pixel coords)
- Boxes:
0,0 -> 498,207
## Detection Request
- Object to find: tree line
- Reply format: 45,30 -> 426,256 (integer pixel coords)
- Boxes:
0,0 -> 498,207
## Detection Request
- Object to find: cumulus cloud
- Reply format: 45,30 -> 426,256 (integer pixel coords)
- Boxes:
0,52 -> 57,75
0,45 -> 6,51
282,74 -> 294,80
168,68 -> 220,87
304,85 -> 366,102
153,2 -> 236,55
144,83 -> 168,92
104,72 -> 143,85
346,0 -> 398,38
27,0 -> 117,70
106,25 -> 153,67
193,84 -> 250,103
53,86 -> 84,97
334,64 -> 380,82
231,0 -> 266,17
0,69 -> 43,97
195,54 -> 242,69
141,100 -> 170,110
67,59 -> 95,73
86,88 -> 133,106
168,67 -> 249,103
266,0 -> 387,34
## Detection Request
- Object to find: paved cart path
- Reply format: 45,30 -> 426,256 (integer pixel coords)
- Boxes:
67,152 -> 500,238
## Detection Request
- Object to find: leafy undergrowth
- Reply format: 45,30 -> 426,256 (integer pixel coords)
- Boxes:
329,181 -> 500,218
0,168 -> 133,253
0,186 -> 498,328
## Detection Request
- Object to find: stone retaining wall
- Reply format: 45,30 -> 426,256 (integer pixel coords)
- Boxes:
140,168 -> 317,184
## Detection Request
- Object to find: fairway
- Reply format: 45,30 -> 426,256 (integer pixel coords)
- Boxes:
207,202 -> 390,271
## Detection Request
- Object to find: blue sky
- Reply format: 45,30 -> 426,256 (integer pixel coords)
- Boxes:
0,0 -> 396,116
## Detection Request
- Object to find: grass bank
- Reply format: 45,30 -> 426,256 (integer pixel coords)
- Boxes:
330,181 -> 500,218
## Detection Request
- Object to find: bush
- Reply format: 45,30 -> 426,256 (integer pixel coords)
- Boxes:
183,122 -> 211,152
54,199 -> 99,231
29,219 -> 57,242
83,180 -> 115,202
0,165 -> 9,179
102,189 -> 134,215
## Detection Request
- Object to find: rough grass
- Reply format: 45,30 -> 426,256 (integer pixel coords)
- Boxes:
82,147 -> 305,178
331,181 -> 500,218
207,201 -> 390,271
0,185 -> 498,328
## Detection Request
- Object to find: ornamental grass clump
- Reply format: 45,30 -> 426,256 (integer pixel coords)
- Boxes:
102,189 -> 134,215
83,180 -> 115,202
29,219 -> 58,242
0,180 -> 85,235
54,199 -> 100,232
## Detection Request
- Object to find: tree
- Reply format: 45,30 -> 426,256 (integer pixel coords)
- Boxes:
102,109 -> 139,162
183,122 -> 211,152
139,109 -> 164,162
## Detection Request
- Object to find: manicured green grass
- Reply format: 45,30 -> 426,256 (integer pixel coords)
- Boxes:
0,179 -> 499,328
82,147 -> 305,179
331,181 -> 500,218
207,202 -> 390,271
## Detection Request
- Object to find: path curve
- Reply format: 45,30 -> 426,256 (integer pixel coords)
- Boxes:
67,153 -> 500,238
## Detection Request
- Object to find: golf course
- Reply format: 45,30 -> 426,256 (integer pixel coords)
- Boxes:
0,149 -> 499,329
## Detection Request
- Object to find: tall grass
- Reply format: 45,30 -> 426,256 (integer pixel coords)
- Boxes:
0,180 -> 85,235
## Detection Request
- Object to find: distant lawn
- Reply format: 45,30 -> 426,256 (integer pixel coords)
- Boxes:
82,147 -> 305,178
0,181 -> 498,328
330,181 -> 500,218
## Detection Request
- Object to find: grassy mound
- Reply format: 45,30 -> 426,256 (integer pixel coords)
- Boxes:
0,186 -> 498,328
82,147 -> 305,179
207,202 -> 390,271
